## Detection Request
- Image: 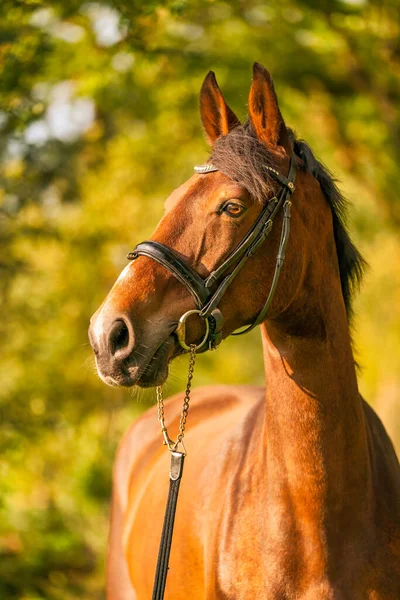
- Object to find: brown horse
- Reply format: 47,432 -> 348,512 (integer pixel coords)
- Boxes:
89,63 -> 400,599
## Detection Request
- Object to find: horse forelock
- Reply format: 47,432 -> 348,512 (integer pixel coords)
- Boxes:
210,122 -> 278,202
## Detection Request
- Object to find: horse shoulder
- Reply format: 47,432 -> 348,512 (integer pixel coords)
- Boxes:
362,397 -> 400,592
363,398 -> 400,505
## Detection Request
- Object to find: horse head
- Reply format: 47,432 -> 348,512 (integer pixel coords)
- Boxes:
88,63 -> 349,388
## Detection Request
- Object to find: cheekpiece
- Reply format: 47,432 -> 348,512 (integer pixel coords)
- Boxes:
194,163 -> 219,174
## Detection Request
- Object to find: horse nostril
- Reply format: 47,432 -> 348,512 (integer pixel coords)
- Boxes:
109,319 -> 134,361
111,321 -> 128,351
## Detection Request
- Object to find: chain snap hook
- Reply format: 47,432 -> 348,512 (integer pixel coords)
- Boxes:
156,344 -> 197,457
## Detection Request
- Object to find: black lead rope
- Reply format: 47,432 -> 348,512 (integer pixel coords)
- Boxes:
152,451 -> 185,600
152,345 -> 196,600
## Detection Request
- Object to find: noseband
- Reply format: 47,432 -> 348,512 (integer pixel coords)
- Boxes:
127,155 -> 297,352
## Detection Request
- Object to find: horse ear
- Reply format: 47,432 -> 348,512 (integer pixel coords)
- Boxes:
200,71 -> 240,146
248,62 -> 289,149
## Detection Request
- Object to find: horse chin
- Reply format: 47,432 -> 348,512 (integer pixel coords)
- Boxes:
127,335 -> 178,388
96,333 -> 182,389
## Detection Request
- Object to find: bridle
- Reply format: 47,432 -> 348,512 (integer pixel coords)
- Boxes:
128,153 -> 297,600
127,153 -> 297,352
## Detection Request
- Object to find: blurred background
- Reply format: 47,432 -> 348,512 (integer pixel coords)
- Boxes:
1,0 -> 399,598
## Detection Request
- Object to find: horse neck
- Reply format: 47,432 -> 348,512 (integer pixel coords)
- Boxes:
258,276 -> 373,539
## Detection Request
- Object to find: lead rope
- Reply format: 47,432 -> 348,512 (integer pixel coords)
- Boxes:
152,344 -> 197,600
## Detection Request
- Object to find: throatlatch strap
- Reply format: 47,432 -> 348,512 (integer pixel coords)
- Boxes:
152,452 -> 185,600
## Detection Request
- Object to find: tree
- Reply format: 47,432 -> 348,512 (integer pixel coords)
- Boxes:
1,1 -> 399,597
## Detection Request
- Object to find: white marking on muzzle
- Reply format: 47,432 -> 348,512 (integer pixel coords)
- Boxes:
116,263 -> 132,284
92,263 -> 134,345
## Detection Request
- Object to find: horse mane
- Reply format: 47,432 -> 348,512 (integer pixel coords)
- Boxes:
211,123 -> 366,320
291,133 -> 366,320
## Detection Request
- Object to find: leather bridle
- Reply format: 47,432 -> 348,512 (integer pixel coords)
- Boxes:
127,154 -> 297,352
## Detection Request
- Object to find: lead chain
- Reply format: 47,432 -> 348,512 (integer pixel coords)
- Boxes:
156,344 -> 197,455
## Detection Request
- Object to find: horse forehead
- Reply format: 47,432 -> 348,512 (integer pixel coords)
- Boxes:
164,177 -> 198,211
164,172 -> 244,212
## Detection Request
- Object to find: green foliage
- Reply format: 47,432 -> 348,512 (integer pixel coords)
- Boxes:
1,0 -> 399,597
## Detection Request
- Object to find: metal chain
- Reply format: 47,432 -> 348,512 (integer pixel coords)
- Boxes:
156,344 -> 197,455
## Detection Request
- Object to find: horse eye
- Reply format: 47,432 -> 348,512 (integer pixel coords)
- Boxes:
222,202 -> 246,218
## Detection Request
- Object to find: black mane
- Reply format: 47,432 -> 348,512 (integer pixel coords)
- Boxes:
211,123 -> 365,320
291,133 -> 365,320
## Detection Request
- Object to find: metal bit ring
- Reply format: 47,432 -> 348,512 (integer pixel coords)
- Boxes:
176,309 -> 210,352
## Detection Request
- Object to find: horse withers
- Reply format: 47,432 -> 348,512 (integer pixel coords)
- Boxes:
89,63 -> 400,599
